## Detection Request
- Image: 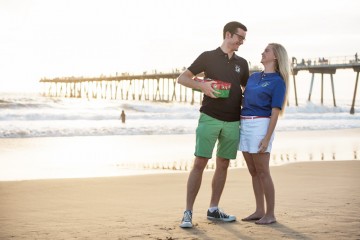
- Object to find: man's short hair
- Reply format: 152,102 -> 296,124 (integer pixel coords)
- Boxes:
223,21 -> 247,39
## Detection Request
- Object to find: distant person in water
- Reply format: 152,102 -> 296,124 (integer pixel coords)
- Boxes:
120,110 -> 126,123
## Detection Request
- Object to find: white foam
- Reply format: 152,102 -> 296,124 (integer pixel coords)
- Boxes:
0,92 -> 359,138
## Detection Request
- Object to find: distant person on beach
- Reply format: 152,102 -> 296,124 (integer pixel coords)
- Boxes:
177,21 -> 249,228
356,52 -> 358,62
120,110 -> 126,123
239,43 -> 290,225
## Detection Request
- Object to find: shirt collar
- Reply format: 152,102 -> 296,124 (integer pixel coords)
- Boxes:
215,47 -> 240,60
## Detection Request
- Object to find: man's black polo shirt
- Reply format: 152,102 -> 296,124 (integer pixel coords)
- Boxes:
188,47 -> 249,122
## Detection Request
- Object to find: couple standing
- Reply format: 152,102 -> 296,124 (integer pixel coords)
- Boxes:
177,21 -> 290,228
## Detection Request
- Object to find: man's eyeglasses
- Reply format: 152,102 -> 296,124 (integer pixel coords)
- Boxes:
233,33 -> 246,41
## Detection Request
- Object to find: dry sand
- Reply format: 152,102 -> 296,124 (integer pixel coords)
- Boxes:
1,160 -> 359,240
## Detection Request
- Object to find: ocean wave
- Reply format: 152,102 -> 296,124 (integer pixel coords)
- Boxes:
1,92 -> 359,138
1,116 -> 360,138
0,120 -> 197,138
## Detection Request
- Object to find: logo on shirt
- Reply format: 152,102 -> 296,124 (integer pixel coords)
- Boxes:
235,65 -> 241,73
261,82 -> 270,87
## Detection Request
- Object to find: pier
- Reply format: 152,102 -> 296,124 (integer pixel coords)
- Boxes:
39,68 -> 262,105
40,71 -> 196,102
291,55 -> 359,114
40,55 -> 360,113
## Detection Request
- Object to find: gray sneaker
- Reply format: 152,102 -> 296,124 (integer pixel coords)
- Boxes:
180,210 -> 193,228
207,208 -> 236,222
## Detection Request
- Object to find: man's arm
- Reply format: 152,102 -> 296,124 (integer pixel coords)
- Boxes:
177,69 -> 218,98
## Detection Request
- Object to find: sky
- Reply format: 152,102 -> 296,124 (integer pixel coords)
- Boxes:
0,0 -> 359,93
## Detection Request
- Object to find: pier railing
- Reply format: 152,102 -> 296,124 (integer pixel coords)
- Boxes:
292,55 -> 359,67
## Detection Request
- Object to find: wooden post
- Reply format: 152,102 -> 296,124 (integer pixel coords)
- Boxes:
292,74 -> 298,106
308,73 -> 315,101
171,79 -> 177,101
321,73 -> 324,105
350,70 -> 359,114
330,74 -> 336,107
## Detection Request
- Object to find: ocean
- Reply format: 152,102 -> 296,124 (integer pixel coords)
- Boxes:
1,92 -> 360,138
0,92 -> 359,181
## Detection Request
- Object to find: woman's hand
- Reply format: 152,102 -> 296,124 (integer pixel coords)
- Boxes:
258,138 -> 270,153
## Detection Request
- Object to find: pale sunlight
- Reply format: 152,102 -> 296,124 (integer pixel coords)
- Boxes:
0,0 -> 359,92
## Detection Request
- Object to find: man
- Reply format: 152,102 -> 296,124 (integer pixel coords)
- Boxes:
177,21 -> 249,228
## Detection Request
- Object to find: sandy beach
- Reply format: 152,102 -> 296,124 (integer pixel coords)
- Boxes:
0,128 -> 359,239
0,160 -> 359,239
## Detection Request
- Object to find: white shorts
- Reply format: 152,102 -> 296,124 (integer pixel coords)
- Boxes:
239,117 -> 274,153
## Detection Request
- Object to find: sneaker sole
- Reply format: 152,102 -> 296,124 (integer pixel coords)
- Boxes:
180,222 -> 193,228
207,216 -> 236,222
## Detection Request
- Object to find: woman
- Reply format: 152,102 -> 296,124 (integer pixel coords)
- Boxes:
239,43 -> 290,225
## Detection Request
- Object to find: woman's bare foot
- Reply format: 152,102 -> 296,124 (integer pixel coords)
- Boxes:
241,212 -> 264,221
255,216 -> 276,225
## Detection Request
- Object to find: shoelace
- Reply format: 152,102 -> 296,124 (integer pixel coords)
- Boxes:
216,209 -> 229,218
183,211 -> 192,222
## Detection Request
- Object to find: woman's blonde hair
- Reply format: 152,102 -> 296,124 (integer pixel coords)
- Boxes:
269,43 -> 290,116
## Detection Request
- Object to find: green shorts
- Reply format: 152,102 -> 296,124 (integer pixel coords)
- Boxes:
195,113 -> 240,160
